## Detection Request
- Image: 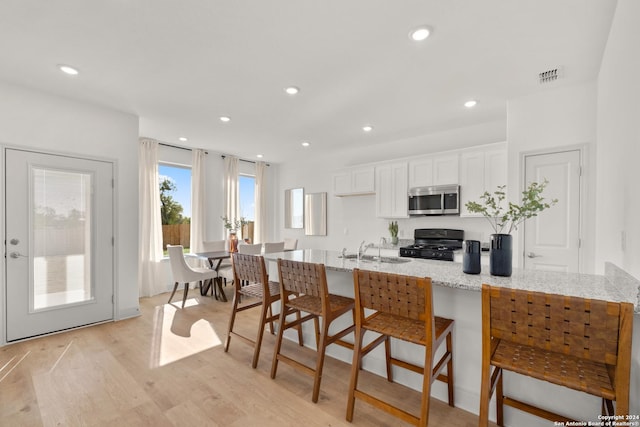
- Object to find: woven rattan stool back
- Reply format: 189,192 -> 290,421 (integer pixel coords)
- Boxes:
479,284 -> 633,426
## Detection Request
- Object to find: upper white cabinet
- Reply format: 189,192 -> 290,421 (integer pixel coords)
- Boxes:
376,162 -> 408,218
408,154 -> 459,188
332,166 -> 375,196
459,143 -> 507,217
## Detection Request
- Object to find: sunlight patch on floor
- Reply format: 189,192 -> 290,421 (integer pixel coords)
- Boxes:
149,300 -> 222,368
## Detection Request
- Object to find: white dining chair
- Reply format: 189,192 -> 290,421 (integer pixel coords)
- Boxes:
238,243 -> 263,255
283,238 -> 298,251
167,245 -> 217,308
263,242 -> 285,254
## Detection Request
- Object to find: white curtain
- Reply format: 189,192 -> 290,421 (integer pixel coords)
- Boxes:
138,138 -> 165,297
254,161 -> 267,244
190,149 -> 206,253
224,155 -> 239,229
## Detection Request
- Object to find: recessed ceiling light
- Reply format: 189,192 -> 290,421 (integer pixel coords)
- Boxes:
256,154 -> 264,158
362,125 -> 373,132
179,137 -> 188,142
301,141 -> 310,147
58,64 -> 79,75
464,100 -> 478,108
409,26 -> 431,42
220,116 -> 231,122
285,86 -> 300,95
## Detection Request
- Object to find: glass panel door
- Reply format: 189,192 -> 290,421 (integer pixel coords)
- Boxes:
5,148 -> 114,341
32,168 -> 93,310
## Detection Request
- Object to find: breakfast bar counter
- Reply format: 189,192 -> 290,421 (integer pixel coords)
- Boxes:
265,249 -> 640,310
264,249 -> 640,426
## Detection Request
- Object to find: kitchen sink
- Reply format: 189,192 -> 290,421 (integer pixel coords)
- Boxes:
338,254 -> 411,264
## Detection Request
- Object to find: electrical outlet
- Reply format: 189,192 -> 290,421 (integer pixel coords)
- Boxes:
343,227 -> 349,236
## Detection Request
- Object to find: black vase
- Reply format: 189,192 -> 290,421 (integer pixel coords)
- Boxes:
490,234 -> 512,277
462,240 -> 481,274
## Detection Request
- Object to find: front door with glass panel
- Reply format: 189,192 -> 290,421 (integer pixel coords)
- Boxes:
5,148 -> 114,341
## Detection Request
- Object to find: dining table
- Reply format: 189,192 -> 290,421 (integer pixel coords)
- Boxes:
195,250 -> 232,302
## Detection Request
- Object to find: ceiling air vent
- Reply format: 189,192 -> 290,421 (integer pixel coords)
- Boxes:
539,67 -> 563,84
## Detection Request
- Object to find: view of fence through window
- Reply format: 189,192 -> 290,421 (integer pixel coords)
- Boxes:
239,175 -> 255,242
159,164 -> 191,253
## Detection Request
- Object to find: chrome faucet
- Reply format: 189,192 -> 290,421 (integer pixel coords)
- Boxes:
358,241 -> 373,261
379,237 -> 386,261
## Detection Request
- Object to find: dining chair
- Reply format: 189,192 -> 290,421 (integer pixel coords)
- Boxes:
283,238 -> 298,250
346,269 -> 454,425
238,243 -> 262,255
479,284 -> 633,426
263,241 -> 285,254
167,245 -> 217,308
271,259 -> 355,403
225,253 -> 303,368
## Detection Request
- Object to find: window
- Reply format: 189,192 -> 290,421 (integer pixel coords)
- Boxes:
159,164 -> 191,253
239,174 -> 255,242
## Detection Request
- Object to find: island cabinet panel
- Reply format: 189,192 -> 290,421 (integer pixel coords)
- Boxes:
332,166 -> 375,196
408,153 -> 459,188
375,162 -> 408,218
459,143 -> 507,217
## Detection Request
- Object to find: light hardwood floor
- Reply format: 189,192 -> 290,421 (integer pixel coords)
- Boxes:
0,290 -> 495,426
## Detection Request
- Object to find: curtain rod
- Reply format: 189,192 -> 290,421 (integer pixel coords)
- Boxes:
159,142 -> 208,154
221,155 -> 270,167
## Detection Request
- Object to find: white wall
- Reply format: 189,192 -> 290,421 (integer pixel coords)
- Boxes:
277,124 -> 505,253
596,0 -> 640,279
506,81 -> 597,270
0,82 -> 140,342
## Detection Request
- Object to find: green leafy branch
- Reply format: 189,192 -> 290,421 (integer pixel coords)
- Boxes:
220,216 -> 248,230
465,180 -> 558,235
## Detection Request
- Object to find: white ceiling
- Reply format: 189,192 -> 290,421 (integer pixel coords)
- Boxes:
0,1 -> 616,164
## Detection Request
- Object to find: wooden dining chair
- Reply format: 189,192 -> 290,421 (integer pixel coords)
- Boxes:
346,269 -> 454,425
271,259 -> 355,403
166,245 -> 217,308
224,253 -> 303,368
479,284 -> 633,426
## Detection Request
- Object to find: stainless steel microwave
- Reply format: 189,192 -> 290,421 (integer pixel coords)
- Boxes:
408,184 -> 460,215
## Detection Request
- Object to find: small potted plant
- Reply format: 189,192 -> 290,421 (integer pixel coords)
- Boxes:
388,221 -> 399,245
465,180 -> 557,276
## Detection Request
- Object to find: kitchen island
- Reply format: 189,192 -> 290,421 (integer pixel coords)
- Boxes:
264,249 -> 640,427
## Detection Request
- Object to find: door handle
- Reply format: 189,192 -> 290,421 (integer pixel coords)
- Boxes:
527,252 -> 541,258
9,252 -> 28,259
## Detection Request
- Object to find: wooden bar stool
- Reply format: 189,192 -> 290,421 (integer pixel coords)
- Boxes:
271,259 -> 355,403
346,269 -> 454,426
479,284 -> 633,426
224,253 -> 303,368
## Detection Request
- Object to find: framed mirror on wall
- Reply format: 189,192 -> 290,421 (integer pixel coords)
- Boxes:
285,188 -> 304,229
305,192 -> 327,236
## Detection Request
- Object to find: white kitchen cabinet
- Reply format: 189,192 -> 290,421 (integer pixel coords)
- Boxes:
332,166 -> 375,196
408,154 -> 459,188
459,144 -> 507,217
375,162 -> 408,218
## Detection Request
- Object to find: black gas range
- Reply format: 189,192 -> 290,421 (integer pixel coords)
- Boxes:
399,229 -> 464,262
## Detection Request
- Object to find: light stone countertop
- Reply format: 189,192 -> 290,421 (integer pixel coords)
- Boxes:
264,249 -> 640,313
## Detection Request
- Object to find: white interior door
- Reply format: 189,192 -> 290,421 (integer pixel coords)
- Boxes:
523,150 -> 581,272
5,148 -> 114,341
